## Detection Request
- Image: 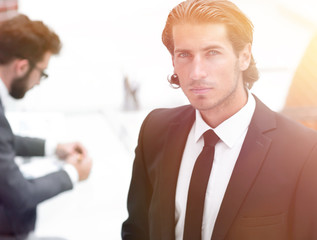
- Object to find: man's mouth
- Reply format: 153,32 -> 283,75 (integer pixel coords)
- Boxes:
190,87 -> 212,94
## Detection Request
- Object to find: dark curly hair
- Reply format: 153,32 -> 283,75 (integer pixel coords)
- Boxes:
0,14 -> 61,64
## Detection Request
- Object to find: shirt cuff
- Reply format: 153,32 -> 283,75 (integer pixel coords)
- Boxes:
62,163 -> 79,185
45,138 -> 58,156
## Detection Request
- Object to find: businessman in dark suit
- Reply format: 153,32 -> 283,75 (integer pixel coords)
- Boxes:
0,14 -> 92,240
122,0 -> 317,239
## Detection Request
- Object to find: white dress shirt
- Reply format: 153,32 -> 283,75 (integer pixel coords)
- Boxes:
175,91 -> 256,240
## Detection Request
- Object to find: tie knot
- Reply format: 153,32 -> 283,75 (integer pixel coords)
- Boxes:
203,129 -> 219,147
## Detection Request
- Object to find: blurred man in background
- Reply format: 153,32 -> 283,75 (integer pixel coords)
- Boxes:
0,14 -> 92,240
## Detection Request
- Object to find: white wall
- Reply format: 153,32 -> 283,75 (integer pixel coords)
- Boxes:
11,0 -> 316,113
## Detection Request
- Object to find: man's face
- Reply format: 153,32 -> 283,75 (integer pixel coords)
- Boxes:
10,51 -> 51,99
172,23 -> 250,117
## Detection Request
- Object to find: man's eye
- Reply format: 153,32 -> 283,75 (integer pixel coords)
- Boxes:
208,50 -> 219,55
178,52 -> 190,58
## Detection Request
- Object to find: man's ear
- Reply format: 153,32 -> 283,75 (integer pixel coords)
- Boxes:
14,59 -> 30,77
239,43 -> 252,71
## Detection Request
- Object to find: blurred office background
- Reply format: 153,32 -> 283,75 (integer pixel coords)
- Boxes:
1,0 -> 317,239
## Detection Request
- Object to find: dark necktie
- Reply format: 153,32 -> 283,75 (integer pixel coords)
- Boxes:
183,129 -> 219,240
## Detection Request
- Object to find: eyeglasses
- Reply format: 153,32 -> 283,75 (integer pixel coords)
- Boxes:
28,60 -> 49,80
33,65 -> 49,80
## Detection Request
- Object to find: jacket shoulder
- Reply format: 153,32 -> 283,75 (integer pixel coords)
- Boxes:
275,111 -> 317,141
144,105 -> 194,127
137,105 -> 194,147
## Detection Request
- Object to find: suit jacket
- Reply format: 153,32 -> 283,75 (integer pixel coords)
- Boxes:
122,96 -> 317,240
0,99 -> 73,237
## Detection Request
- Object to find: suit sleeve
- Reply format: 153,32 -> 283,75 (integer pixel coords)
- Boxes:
14,135 -> 45,157
0,110 -> 73,215
122,113 -> 153,240
292,143 -> 317,239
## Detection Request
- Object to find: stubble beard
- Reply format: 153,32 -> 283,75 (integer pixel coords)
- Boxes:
9,69 -> 32,99
195,64 -> 242,114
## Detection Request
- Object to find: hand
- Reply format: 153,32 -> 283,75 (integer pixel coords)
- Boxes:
56,142 -> 87,160
66,153 -> 92,181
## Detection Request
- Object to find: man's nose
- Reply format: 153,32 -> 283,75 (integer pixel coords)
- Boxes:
189,56 -> 207,81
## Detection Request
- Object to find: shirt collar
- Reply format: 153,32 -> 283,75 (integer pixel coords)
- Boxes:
194,90 -> 256,148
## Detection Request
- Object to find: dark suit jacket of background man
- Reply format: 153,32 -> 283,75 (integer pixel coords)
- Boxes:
122,95 -> 317,240
0,98 -> 73,237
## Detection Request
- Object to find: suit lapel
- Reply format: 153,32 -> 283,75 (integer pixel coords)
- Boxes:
212,97 -> 277,239
159,106 -> 195,240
